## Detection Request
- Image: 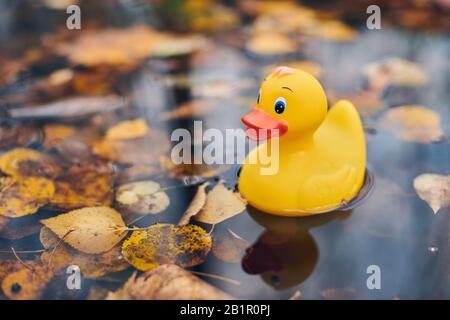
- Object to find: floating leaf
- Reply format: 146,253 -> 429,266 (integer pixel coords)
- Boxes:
105,119 -> 150,141
122,223 -> 212,271
41,206 -> 127,254
212,229 -> 249,263
107,264 -> 233,300
42,124 -> 76,149
93,129 -> 170,165
160,156 -> 228,179
40,227 -> 129,278
115,180 -> 170,215
178,182 -> 209,226
160,100 -> 214,121
246,32 -> 297,56
0,126 -> 43,150
48,164 -> 114,210
1,263 -> 53,300
0,148 -> 60,178
9,95 -> 126,120
363,58 -> 428,88
380,106 -> 444,143
0,176 -> 55,218
413,174 -> 450,214
194,181 -> 247,225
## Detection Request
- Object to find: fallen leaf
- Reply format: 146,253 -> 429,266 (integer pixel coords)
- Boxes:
1,263 -> 53,300
87,286 -> 110,300
115,180 -> 170,215
363,58 -> 428,88
160,156 -> 228,179
57,26 -> 172,67
122,223 -> 212,271
105,119 -> 150,141
212,229 -> 249,263
0,148 -> 60,178
93,129 -> 170,165
160,100 -> 215,121
194,181 -> 247,225
48,164 -> 114,210
0,176 -> 55,218
9,95 -> 127,120
246,32 -> 298,56
320,288 -> 358,300
41,206 -> 127,254
178,182 -> 209,226
42,124 -> 76,149
380,105 -> 444,143
413,174 -> 450,214
40,227 -> 129,278
107,264 -> 233,300
0,126 -> 43,150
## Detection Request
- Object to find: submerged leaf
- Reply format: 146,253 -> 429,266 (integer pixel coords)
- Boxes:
48,164 -> 114,210
0,176 -> 55,218
41,206 -> 127,254
0,148 -> 60,178
212,229 -> 249,263
413,174 -> 450,214
122,223 -> 212,271
40,227 -> 129,278
1,263 -> 53,300
380,106 -> 444,143
105,119 -> 150,141
107,264 -> 233,300
116,180 -> 170,215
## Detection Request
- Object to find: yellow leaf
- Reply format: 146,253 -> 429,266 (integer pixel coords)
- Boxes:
40,227 -> 129,278
105,119 -> 149,141
0,148 -> 60,178
0,176 -> 55,218
41,207 -> 127,254
115,180 -> 170,215
413,174 -> 450,214
1,263 -> 53,300
122,223 -> 212,271
178,182 -> 209,226
380,106 -> 444,143
194,181 -> 247,224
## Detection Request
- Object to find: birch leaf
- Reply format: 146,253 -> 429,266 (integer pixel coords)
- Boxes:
178,182 -> 209,225
194,181 -> 247,224
40,207 -> 127,254
122,223 -> 212,271
413,174 -> 450,214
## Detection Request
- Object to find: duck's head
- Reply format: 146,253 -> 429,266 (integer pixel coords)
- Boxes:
242,66 -> 328,141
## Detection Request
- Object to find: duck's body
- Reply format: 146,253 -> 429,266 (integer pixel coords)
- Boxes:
238,67 -> 366,216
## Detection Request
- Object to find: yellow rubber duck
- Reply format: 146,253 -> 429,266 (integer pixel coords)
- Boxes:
238,66 -> 366,216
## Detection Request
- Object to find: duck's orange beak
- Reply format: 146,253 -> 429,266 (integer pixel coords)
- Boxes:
242,108 -> 288,141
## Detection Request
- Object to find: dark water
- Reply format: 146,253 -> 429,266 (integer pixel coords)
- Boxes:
0,1 -> 449,299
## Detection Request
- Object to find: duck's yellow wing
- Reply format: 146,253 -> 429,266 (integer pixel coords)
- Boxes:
312,99 -> 366,205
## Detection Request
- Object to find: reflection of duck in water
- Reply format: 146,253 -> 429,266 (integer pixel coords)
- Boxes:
242,206 -> 352,289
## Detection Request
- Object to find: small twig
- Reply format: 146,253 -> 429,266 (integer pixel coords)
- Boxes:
190,270 -> 241,286
0,249 -> 46,254
47,229 -> 74,269
10,247 -> 34,271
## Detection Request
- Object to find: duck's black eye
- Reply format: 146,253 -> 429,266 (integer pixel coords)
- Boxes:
274,97 -> 286,114
257,90 -> 261,104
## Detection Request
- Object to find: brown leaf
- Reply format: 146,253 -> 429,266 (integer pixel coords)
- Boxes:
0,176 -> 55,218
107,264 -> 233,300
194,181 -> 247,225
122,224 -> 212,271
0,148 -> 61,178
48,164 -> 114,210
178,182 -> 209,226
160,100 -> 215,121
42,124 -> 76,149
1,263 -> 53,300
413,174 -> 450,214
41,206 -> 127,254
40,227 -> 129,278
380,106 -> 444,143
212,229 -> 249,263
